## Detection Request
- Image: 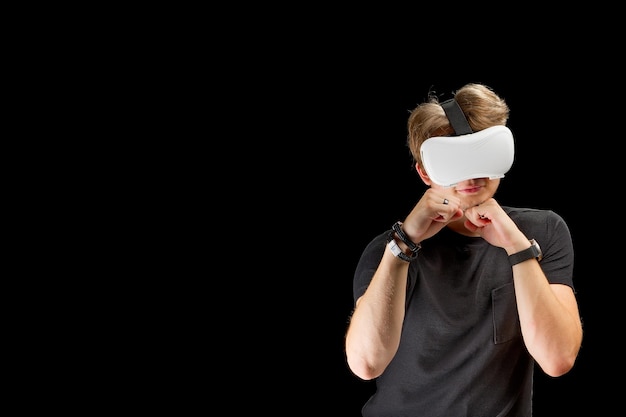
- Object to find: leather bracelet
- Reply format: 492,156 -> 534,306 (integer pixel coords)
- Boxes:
386,230 -> 418,262
392,221 -> 421,253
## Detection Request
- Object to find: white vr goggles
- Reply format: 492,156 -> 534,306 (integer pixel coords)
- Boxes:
419,99 -> 515,187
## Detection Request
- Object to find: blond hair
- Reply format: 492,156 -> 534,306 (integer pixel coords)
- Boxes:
407,83 -> 510,170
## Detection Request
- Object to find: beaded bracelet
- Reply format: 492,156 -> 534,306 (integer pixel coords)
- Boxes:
391,221 -> 421,254
386,230 -> 418,262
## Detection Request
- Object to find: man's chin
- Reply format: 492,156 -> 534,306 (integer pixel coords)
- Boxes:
460,198 -> 487,212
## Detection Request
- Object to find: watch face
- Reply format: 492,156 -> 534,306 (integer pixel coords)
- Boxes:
388,238 -> 403,257
530,239 -> 543,262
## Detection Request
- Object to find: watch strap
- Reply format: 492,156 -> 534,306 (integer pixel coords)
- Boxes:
509,240 -> 541,266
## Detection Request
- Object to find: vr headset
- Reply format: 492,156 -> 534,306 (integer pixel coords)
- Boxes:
420,98 -> 514,187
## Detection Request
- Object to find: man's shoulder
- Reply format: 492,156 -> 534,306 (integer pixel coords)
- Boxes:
502,206 -> 569,236
502,206 -> 559,219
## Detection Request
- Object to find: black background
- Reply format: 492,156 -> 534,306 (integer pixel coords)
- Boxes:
66,16 -> 623,416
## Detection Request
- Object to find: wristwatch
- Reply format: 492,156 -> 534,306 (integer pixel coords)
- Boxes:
508,239 -> 543,266
386,230 -> 418,262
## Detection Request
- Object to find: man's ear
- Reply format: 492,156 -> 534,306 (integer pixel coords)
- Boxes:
416,163 -> 432,185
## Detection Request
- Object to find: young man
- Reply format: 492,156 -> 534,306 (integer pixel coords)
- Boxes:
344,83 -> 583,416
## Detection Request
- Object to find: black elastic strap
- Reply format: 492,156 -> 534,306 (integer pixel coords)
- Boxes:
440,98 -> 473,135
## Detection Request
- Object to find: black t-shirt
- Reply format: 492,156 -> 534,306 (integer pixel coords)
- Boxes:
353,207 -> 575,417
